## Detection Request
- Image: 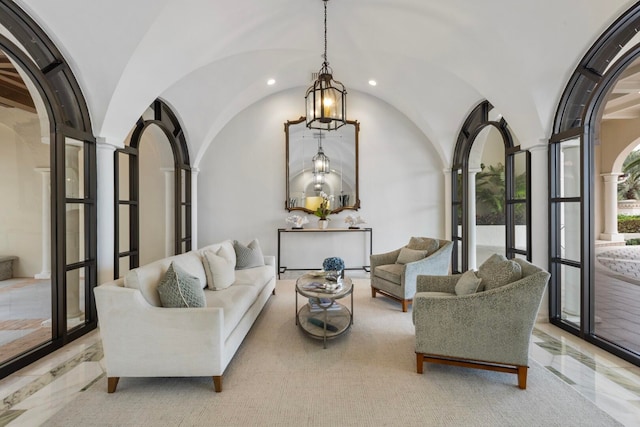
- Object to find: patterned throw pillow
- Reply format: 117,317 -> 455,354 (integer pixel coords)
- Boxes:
477,254 -> 522,291
396,247 -> 429,264
202,247 -> 235,290
406,237 -> 439,255
157,262 -> 205,308
455,269 -> 482,295
233,239 -> 265,270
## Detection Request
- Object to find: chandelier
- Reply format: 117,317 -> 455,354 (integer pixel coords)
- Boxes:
312,132 -> 330,174
305,0 -> 347,131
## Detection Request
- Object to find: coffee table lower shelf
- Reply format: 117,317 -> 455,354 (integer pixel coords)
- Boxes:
296,304 -> 352,348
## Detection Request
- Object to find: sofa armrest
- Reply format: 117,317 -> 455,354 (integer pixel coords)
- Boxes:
413,271 -> 549,366
95,284 -> 226,377
370,248 -> 401,273
416,274 -> 459,293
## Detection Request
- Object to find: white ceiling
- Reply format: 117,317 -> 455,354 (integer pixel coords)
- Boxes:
12,0 -> 638,166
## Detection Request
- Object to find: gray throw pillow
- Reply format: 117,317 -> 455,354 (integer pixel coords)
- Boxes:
157,262 -> 205,308
396,247 -> 428,264
406,237 -> 439,255
477,254 -> 522,291
455,269 -> 482,295
233,239 -> 265,270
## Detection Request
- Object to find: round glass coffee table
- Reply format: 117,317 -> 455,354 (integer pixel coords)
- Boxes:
295,273 -> 353,348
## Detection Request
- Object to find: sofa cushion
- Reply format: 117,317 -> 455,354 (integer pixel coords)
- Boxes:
477,254 -> 522,291
204,284 -> 260,339
396,247 -> 428,264
202,247 -> 235,290
407,237 -> 439,255
124,251 -> 207,306
455,269 -> 482,295
234,264 -> 273,290
234,239 -> 265,270
157,262 -> 205,308
375,263 -> 405,284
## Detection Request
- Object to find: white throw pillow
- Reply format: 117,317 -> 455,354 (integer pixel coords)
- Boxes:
202,247 -> 235,290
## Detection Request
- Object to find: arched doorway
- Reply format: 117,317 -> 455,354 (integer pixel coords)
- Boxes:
451,100 -> 531,273
550,3 -> 640,366
114,100 -> 192,278
0,2 -> 97,378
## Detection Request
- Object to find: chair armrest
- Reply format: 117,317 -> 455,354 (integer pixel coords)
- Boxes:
416,274 -> 459,293
403,242 -> 453,298
413,271 -> 549,366
370,248 -> 401,273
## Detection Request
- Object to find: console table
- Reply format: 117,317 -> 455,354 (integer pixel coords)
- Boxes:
277,227 -> 372,278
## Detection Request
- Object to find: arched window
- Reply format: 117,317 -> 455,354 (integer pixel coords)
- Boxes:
0,1 -> 97,378
451,100 -> 530,273
550,3 -> 640,365
114,99 -> 192,278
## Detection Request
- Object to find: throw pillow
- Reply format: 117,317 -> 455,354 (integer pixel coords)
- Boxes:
234,239 -> 265,270
477,254 -> 522,291
406,237 -> 439,255
202,247 -> 236,290
455,269 -> 482,295
396,247 -> 429,264
157,262 -> 205,308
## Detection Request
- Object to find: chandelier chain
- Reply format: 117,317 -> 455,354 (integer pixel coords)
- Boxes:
323,0 -> 328,65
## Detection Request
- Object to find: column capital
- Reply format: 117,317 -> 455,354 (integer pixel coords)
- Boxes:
96,136 -> 124,151
442,168 -> 452,176
528,144 -> 548,153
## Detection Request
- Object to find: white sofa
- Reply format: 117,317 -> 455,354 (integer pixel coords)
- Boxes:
94,240 -> 276,393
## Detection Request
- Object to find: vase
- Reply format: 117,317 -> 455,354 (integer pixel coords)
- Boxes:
318,219 -> 329,229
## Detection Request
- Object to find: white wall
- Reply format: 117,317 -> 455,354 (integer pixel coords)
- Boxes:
197,89 -> 445,264
0,109 -> 47,277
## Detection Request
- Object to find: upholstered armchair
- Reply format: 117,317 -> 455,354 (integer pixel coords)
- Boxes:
412,255 -> 550,389
370,237 -> 453,312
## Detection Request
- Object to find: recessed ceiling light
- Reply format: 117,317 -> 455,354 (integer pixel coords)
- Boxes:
368,80 -> 377,86
267,78 -> 276,85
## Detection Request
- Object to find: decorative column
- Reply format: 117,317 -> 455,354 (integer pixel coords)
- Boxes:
529,144 -> 549,321
96,137 -> 119,284
600,173 -> 625,241
468,168 -> 481,270
191,167 -> 199,249
34,168 -> 51,279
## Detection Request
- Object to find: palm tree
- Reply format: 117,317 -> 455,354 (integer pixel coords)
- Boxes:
619,150 -> 640,200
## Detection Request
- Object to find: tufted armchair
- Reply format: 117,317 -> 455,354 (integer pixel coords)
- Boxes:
412,255 -> 550,389
370,237 -> 453,312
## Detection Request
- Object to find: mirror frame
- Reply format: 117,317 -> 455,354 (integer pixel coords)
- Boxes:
285,116 -> 360,214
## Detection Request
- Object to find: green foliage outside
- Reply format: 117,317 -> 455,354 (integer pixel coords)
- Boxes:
618,214 -> 640,233
475,163 -> 527,225
626,238 -> 640,246
618,150 -> 640,200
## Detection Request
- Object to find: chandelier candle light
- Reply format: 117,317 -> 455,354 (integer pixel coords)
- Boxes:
305,0 -> 347,131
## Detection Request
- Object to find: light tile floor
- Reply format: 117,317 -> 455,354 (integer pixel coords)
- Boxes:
0,321 -> 637,426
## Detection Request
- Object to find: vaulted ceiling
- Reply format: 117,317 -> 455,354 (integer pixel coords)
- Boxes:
10,0 -> 638,166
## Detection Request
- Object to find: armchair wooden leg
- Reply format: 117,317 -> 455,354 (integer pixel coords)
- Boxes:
107,377 -> 119,393
416,353 -> 424,374
401,299 -> 408,312
213,376 -> 223,392
517,366 -> 527,389
371,286 -> 376,298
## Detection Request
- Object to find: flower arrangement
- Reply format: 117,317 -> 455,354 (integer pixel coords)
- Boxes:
323,257 -> 345,272
286,215 -> 309,229
344,214 -> 366,229
314,191 -> 332,220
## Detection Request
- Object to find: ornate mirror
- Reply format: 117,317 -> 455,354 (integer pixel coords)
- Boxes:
285,117 -> 360,214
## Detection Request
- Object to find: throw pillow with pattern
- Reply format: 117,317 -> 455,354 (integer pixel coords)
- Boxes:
233,239 -> 265,270
406,237 -> 439,255
396,247 -> 429,264
455,269 -> 482,295
477,254 -> 522,291
157,262 -> 205,308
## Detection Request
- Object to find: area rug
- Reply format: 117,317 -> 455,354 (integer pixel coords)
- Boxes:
44,279 -> 620,426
